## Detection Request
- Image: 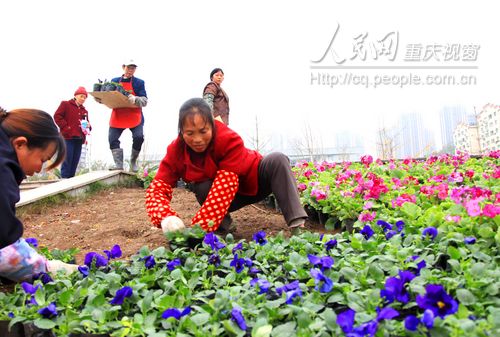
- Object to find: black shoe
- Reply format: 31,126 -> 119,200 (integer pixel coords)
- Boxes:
215,215 -> 236,234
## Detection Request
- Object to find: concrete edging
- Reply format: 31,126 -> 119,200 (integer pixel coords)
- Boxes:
16,170 -> 138,208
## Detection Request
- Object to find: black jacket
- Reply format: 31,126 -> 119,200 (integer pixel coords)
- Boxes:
0,126 -> 25,248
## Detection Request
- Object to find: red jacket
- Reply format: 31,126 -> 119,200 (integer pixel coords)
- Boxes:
155,121 -> 262,196
54,99 -> 90,141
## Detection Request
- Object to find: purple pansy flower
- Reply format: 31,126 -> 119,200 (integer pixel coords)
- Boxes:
230,254 -> 252,273
464,236 -> 476,244
110,286 -> 133,305
25,237 -> 38,248
253,231 -> 267,245
422,227 -> 438,240
167,258 -> 182,271
33,272 -> 53,284
404,315 -> 420,331
395,220 -> 405,232
78,265 -> 89,277
84,252 -> 108,268
376,220 -> 393,232
38,302 -> 58,318
103,244 -> 122,260
307,254 -> 334,271
325,239 -> 337,251
250,278 -> 271,294
22,282 -> 40,295
204,233 -> 226,251
208,254 -> 221,266
276,280 -> 302,304
416,284 -> 458,319
360,225 -> 374,240
310,268 -> 333,293
162,307 -> 191,320
142,255 -> 156,269
380,270 -> 415,304
231,307 -> 247,330
232,242 -> 243,254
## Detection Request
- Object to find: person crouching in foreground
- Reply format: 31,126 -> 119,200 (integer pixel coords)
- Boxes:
0,107 -> 78,282
145,98 -> 307,234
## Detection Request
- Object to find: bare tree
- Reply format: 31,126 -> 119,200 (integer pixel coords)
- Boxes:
247,116 -> 271,153
376,126 -> 399,160
288,122 -> 323,162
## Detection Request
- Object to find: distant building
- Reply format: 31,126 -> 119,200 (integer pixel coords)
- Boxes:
476,103 -> 500,153
396,112 -> 435,158
439,105 -> 467,150
453,121 -> 480,155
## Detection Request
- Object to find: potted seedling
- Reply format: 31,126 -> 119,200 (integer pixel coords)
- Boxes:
92,79 -> 103,92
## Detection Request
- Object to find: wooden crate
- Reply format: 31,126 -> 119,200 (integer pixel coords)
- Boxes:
89,91 -> 136,109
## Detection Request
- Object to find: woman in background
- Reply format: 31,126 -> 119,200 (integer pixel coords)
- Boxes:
203,68 -> 230,125
0,107 -> 78,282
54,86 -> 91,178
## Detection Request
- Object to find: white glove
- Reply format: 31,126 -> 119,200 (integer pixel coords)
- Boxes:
128,94 -> 137,105
161,216 -> 186,233
46,260 -> 79,275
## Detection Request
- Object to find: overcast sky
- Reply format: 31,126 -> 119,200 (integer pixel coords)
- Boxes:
1,1 -> 497,163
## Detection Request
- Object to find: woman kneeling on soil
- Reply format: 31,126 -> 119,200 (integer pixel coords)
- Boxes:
0,107 -> 78,282
146,98 -> 307,234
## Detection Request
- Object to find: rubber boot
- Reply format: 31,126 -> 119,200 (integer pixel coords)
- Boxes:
130,149 -> 140,173
110,148 -> 124,170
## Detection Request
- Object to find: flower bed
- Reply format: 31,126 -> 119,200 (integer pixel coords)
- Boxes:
0,152 -> 498,336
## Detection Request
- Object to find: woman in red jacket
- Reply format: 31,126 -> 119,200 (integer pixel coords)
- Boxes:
146,98 -> 307,234
54,86 -> 91,178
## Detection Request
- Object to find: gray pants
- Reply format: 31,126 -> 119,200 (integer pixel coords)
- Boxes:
190,152 -> 307,226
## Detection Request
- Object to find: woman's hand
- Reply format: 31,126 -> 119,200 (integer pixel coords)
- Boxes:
161,216 -> 185,233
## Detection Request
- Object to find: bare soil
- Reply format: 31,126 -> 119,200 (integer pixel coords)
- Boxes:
19,186 -> 329,264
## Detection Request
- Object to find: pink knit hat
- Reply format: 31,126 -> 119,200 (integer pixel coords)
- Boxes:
74,86 -> 88,97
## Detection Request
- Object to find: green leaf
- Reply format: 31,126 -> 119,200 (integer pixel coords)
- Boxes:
253,324 -> 273,337
34,318 -> 56,329
478,225 -> 494,238
401,203 -> 421,219
447,259 -> 461,273
456,289 -> 477,305
191,312 -> 210,326
340,267 -> 357,281
325,217 -> 337,231
350,236 -> 362,250
271,322 -> 296,337
447,246 -> 461,260
485,283 -> 499,296
321,308 -> 337,331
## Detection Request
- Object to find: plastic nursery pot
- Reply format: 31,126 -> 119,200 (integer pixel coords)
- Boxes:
342,219 -> 356,233
92,83 -> 102,92
0,320 -> 24,337
102,83 -> 117,91
304,205 -> 319,223
23,322 -> 56,337
317,211 -> 330,225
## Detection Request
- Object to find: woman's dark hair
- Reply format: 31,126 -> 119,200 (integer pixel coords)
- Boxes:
0,107 -> 66,170
178,98 -> 215,147
210,68 -> 224,80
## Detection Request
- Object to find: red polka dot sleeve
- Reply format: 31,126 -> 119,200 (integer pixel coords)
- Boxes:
145,178 -> 178,227
191,170 -> 239,232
